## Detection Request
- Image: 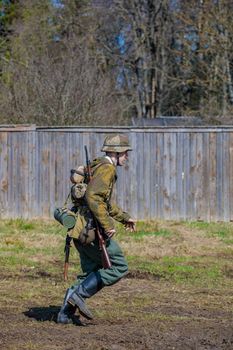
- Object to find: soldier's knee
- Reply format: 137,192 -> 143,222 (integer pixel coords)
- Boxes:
118,260 -> 128,276
113,259 -> 128,281
100,260 -> 128,286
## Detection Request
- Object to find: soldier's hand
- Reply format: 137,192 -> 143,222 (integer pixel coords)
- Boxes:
105,229 -> 116,238
124,219 -> 136,232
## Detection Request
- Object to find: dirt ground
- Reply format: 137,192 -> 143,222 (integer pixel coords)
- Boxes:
1,272 -> 233,350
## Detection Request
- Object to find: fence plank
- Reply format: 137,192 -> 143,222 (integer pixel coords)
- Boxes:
156,133 -> 164,219
221,133 -> 229,221
209,133 -> 217,221
176,133 -> 184,220
0,132 -> 8,216
169,132 -> 177,220
195,133 -> 204,221
230,133 -> 233,221
183,133 -> 190,219
0,127 -> 233,221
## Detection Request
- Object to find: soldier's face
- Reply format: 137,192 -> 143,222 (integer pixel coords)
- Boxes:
118,151 -> 128,166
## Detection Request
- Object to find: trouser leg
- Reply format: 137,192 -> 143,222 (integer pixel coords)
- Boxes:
66,238 -> 128,320
99,239 -> 128,286
74,238 -> 128,286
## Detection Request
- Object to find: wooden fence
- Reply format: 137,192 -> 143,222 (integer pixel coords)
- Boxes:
0,125 -> 233,221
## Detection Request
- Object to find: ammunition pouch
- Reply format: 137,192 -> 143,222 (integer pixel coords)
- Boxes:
78,227 -> 96,245
69,206 -> 96,245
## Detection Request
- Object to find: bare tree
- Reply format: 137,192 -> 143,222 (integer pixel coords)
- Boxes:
0,0 -> 132,125
174,0 -> 233,121
105,0 -> 175,118
0,0 -> 232,125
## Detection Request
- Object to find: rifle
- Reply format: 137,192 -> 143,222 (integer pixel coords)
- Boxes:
84,145 -> 112,269
64,234 -> 72,281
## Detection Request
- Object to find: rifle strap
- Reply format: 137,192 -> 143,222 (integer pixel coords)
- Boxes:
62,192 -> 71,208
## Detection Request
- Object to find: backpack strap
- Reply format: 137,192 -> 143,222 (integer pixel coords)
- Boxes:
85,158 -> 113,180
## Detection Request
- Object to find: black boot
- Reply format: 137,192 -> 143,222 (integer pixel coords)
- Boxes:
57,288 -> 76,324
67,272 -> 103,320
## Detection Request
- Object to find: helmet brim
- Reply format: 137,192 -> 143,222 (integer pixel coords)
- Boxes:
101,146 -> 132,152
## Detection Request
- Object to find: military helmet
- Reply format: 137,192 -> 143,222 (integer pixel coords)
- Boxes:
101,134 -> 132,153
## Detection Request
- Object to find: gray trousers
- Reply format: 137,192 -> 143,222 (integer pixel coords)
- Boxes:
72,237 -> 128,287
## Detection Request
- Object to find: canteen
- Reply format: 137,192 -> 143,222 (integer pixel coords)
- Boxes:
54,207 -> 76,229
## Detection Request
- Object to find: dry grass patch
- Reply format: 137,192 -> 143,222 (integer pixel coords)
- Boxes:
120,220 -> 225,259
1,219 -> 233,350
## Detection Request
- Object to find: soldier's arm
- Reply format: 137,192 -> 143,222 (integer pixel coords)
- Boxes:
85,164 -> 116,232
108,203 -> 136,232
108,202 -> 131,223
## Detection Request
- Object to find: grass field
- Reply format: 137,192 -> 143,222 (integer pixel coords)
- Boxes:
0,219 -> 233,349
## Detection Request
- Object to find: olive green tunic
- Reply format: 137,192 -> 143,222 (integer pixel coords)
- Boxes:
72,156 -> 130,287
85,157 -> 130,230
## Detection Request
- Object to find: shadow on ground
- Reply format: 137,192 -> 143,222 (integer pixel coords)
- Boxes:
24,305 -> 60,322
23,305 -> 84,326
